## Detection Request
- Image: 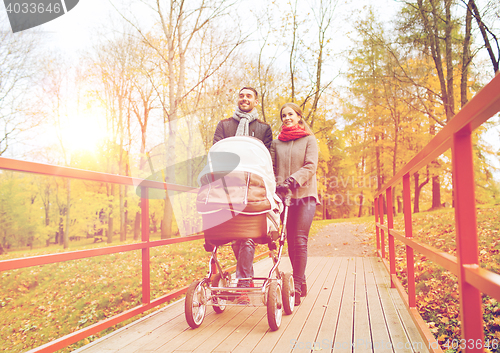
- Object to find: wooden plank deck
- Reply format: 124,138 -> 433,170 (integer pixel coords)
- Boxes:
74,257 -> 430,353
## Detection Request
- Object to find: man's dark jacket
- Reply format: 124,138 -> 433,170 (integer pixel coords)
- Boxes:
213,117 -> 273,149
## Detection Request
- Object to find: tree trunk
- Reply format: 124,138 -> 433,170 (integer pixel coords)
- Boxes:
358,191 -> 364,217
461,0 -> 473,107
469,0 -> 499,74
134,212 -> 140,240
57,216 -> 64,244
45,196 -> 50,246
289,2 -> 298,102
375,135 -> 382,190
414,171 -> 430,213
392,185 -> 397,215
63,179 -> 70,249
124,199 -> 128,241
108,216 -> 114,243
444,0 -> 455,121
428,120 -> 441,209
161,195 -> 173,239
107,183 -> 114,243
414,173 -> 421,213
119,185 -> 126,242
431,175 -> 441,209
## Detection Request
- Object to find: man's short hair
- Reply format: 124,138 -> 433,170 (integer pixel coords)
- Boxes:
239,87 -> 258,99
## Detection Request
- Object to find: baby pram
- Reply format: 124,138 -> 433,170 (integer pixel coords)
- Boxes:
184,136 -> 294,331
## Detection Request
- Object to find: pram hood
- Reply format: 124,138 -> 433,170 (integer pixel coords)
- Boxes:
197,136 -> 277,209
197,136 -> 282,240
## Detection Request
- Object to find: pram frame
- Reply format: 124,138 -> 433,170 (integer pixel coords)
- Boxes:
185,192 -> 294,331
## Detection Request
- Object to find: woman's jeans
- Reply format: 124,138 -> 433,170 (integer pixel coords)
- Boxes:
285,197 -> 316,295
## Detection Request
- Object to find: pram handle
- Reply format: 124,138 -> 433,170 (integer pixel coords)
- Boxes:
276,183 -> 293,207
284,189 -> 292,207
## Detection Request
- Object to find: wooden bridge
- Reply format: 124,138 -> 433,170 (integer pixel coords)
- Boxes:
0,70 -> 499,353
73,256 -> 431,353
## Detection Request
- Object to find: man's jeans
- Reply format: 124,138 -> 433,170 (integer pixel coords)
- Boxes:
286,197 -> 316,295
231,239 -> 255,287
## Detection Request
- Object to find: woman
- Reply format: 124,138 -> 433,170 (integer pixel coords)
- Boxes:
271,102 -> 319,306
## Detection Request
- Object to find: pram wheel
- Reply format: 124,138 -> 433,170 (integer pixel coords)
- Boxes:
282,272 -> 294,315
212,272 -> 230,313
267,281 -> 282,331
185,280 -> 207,328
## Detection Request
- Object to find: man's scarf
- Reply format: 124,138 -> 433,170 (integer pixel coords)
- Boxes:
278,124 -> 310,141
232,107 -> 258,136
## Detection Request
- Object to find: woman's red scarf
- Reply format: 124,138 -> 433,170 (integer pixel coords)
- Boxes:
278,124 -> 310,141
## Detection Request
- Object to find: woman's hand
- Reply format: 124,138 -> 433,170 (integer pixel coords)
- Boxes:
284,177 -> 299,190
276,177 -> 298,195
276,183 -> 289,194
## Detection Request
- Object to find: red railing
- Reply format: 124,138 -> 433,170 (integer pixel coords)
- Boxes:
0,157 -> 221,352
374,72 -> 500,352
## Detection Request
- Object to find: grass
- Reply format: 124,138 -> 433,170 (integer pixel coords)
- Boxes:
0,235 -> 272,352
379,205 -> 500,352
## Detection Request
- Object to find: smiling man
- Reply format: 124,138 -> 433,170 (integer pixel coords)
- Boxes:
211,86 -> 273,304
213,87 -> 273,149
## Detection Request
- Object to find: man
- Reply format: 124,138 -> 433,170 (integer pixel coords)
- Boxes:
213,87 -> 272,148
212,87 -> 273,304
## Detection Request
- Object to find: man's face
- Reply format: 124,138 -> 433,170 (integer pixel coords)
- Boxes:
237,89 -> 258,113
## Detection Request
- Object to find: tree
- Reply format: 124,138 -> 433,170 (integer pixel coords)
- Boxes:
0,173 -> 47,250
282,0 -> 304,103
125,37 -> 159,240
344,11 -> 394,201
0,17 -> 43,156
463,0 -> 500,75
343,8 -> 444,215
88,33 -> 145,243
252,2 -> 287,123
304,0 -> 339,128
120,0 -> 245,237
39,59 -> 73,248
397,0 -> 491,209
277,0 -> 339,128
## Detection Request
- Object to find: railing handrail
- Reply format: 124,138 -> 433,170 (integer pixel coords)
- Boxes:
374,72 -> 500,353
0,155 -> 206,352
0,156 -> 195,192
0,235 -> 204,271
375,73 -> 500,197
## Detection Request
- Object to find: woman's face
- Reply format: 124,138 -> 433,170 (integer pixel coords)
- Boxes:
281,106 -> 301,127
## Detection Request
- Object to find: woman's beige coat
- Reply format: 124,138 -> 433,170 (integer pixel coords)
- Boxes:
270,134 -> 319,204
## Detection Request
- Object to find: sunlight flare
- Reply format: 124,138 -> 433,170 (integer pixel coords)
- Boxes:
60,106 -> 108,154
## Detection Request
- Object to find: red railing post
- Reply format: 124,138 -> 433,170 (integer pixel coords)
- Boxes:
141,186 -> 151,304
375,197 -> 380,255
379,195 -> 385,259
452,127 -> 484,350
386,187 -> 396,288
403,173 -> 416,308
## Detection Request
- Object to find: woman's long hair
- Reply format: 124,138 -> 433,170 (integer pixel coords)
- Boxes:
279,102 -> 314,135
